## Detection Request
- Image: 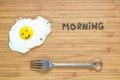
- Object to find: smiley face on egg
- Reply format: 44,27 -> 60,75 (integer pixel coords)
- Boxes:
9,16 -> 51,54
19,26 -> 34,40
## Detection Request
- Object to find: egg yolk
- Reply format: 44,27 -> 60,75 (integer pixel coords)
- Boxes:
19,26 -> 33,40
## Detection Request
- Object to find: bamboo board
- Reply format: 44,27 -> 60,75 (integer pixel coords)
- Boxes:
0,0 -> 120,80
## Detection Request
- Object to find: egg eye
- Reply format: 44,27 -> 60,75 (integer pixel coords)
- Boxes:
25,29 -> 28,32
21,33 -> 24,35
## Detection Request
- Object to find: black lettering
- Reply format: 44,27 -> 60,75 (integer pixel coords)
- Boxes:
62,23 -> 69,30
88,22 -> 91,30
98,22 -> 104,30
92,22 -> 97,30
77,23 -> 81,30
70,23 -> 76,30
82,23 -> 88,30
62,22 -> 104,31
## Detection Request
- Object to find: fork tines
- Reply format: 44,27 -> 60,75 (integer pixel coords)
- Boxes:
30,60 -> 46,69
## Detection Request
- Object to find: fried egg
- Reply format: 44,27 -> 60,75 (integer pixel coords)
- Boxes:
9,16 -> 51,53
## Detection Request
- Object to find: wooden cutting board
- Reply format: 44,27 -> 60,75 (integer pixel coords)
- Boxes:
0,0 -> 120,80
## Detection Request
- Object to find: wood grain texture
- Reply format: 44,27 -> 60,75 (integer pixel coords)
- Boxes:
0,0 -> 120,80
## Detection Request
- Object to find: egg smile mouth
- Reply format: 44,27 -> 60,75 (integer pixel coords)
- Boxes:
25,34 -> 31,39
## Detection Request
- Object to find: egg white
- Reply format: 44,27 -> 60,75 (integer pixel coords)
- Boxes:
9,16 -> 51,53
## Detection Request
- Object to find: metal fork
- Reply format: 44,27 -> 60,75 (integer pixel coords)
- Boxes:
30,59 -> 103,71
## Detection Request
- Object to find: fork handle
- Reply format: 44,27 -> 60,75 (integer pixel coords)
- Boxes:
53,59 -> 103,71
53,63 -> 91,67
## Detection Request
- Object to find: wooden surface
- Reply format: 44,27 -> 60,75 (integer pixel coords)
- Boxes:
0,0 -> 120,80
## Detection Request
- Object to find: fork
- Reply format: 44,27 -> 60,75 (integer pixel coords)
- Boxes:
30,59 -> 103,71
